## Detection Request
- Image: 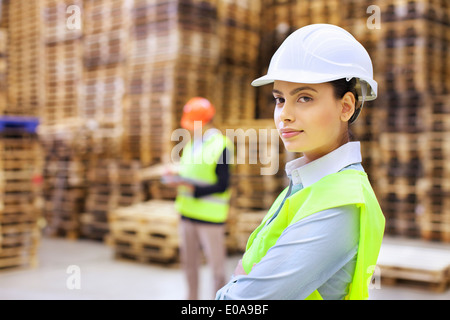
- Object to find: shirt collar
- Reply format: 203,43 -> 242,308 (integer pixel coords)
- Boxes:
285,141 -> 362,187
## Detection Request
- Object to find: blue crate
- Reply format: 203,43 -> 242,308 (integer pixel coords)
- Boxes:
0,116 -> 40,134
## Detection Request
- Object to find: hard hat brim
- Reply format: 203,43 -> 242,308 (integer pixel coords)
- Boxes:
180,116 -> 195,131
180,116 -> 213,131
251,69 -> 351,87
251,72 -> 377,101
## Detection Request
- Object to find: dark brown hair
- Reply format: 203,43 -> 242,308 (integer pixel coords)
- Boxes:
329,78 -> 358,105
329,78 -> 358,140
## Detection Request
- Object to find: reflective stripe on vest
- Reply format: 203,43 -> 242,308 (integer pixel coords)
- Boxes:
242,169 -> 385,300
178,190 -> 230,205
175,133 -> 233,223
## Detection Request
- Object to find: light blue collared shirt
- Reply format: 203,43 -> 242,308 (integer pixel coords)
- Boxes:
216,142 -> 363,300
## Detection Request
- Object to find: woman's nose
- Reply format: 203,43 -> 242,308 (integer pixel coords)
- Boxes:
279,103 -> 295,123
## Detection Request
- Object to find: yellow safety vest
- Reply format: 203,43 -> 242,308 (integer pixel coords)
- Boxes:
175,133 -> 233,223
242,169 -> 385,300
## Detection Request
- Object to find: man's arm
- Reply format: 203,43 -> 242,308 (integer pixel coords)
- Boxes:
193,148 -> 230,197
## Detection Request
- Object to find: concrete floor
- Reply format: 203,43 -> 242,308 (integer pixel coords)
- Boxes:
0,236 -> 449,300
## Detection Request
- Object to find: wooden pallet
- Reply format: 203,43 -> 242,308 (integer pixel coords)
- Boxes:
41,0 -> 83,44
83,29 -> 130,68
41,151 -> 86,237
43,39 -> 82,126
217,14 -> 260,67
377,240 -> 450,292
79,212 -> 109,241
129,32 -> 219,66
114,247 -> 179,266
216,66 -> 258,123
7,0 -> 44,117
121,93 -> 175,165
426,133 -> 450,161
111,233 -> 179,264
108,200 -> 181,264
0,251 -> 39,270
0,221 -> 41,269
427,114 -> 450,133
83,0 -> 133,35
420,223 -> 450,243
425,164 -> 450,183
419,182 -> 450,243
0,130 -> 43,264
379,132 -> 428,162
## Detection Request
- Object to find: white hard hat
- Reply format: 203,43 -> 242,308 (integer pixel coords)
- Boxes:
252,24 -> 377,121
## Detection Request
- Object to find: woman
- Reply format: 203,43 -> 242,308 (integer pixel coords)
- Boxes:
216,24 -> 385,300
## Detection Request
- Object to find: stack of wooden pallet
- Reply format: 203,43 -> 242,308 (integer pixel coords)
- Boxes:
375,1 -> 450,240
122,91 -> 170,166
116,160 -> 144,207
124,0 -> 220,166
42,0 -> 83,126
81,0 -> 132,158
81,159 -> 143,241
37,118 -> 102,240
217,0 -> 261,68
81,159 -> 120,240
420,96 -> 450,242
377,132 -> 428,237
108,200 -> 180,265
41,136 -> 87,239
0,28 -> 7,115
42,0 -> 83,44
215,65 -> 258,125
377,22 -> 448,96
271,0 -> 342,30
37,0 -> 84,240
6,0 -> 44,117
0,0 -> 9,29
81,67 -> 125,157
215,0 -> 260,124
0,117 -> 43,269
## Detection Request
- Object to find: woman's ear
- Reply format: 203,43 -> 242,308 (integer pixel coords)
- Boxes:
340,92 -> 356,122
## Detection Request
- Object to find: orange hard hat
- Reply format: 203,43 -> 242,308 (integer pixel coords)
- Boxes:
180,97 -> 215,131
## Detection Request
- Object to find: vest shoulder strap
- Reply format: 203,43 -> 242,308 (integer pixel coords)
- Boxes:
288,169 -> 368,224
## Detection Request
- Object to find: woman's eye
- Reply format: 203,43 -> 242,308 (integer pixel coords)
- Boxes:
274,97 -> 285,104
299,96 -> 312,103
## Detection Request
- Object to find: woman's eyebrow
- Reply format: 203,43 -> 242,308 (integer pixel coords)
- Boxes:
289,87 -> 318,95
272,89 -> 283,95
272,87 -> 318,96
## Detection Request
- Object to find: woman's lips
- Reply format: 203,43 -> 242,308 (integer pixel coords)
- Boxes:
280,129 -> 304,139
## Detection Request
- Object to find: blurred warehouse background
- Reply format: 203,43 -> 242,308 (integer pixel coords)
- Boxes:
0,0 -> 449,298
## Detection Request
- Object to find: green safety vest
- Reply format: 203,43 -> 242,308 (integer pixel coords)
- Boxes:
175,133 -> 233,223
242,169 -> 385,300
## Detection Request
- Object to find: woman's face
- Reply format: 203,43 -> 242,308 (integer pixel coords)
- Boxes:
273,80 -> 355,162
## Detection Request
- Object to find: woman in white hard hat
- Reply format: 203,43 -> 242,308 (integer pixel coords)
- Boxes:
216,24 -> 385,300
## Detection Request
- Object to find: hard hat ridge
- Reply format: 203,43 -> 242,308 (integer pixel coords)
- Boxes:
252,24 -> 377,103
